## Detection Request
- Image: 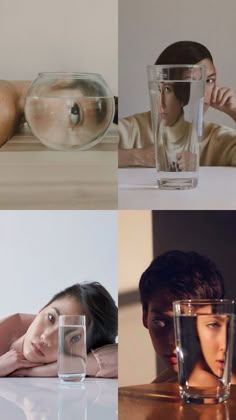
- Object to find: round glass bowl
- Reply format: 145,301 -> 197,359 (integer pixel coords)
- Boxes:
24,72 -> 115,151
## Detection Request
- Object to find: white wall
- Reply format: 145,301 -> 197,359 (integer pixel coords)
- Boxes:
0,211 -> 117,316
119,0 -> 236,128
0,0 -> 118,95
119,210 -> 156,386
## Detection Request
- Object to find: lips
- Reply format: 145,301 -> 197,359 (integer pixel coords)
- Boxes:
216,360 -> 225,370
31,342 -> 45,357
165,355 -> 178,365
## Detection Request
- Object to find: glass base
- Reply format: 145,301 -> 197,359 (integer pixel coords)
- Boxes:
59,373 -> 85,383
180,385 -> 230,404
158,177 -> 198,190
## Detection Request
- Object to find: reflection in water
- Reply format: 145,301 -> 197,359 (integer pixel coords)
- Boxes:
0,378 -> 117,420
175,311 -> 234,403
179,401 -> 230,420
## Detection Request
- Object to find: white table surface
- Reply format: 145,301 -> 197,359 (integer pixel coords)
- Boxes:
0,126 -> 117,210
118,167 -> 236,209
0,377 -> 117,420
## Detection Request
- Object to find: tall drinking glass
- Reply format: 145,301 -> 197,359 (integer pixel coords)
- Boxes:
147,65 -> 205,189
173,300 -> 235,404
58,315 -> 86,382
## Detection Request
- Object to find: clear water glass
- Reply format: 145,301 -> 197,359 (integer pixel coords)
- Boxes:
173,299 -> 235,404
147,65 -> 205,190
58,314 -> 86,382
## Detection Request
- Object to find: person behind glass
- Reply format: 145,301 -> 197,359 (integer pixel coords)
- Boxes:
139,250 -> 236,384
0,282 -> 118,378
0,81 -> 117,147
119,41 -> 236,167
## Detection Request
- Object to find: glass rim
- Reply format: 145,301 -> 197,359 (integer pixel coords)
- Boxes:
59,314 -> 86,319
147,64 -> 206,69
173,299 -> 234,305
38,71 -> 102,78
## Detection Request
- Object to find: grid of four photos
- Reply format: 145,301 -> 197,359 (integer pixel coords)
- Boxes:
0,0 -> 236,419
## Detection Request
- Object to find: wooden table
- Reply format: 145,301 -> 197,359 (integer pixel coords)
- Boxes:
119,383 -> 236,419
0,126 -> 117,209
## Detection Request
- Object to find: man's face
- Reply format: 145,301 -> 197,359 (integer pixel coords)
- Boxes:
143,291 -> 178,372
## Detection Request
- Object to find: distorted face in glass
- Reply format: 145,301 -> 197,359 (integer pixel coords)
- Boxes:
196,313 -> 228,378
143,291 -> 178,372
25,80 -> 113,149
23,297 -> 81,363
157,83 -> 183,127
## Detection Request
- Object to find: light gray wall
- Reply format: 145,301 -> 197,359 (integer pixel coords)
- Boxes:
0,0 -> 118,95
0,211 -> 117,316
119,0 -> 236,128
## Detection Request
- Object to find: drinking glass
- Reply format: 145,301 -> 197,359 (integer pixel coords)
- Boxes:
25,72 -> 114,151
173,299 -> 235,404
147,65 -> 205,189
58,315 -> 86,382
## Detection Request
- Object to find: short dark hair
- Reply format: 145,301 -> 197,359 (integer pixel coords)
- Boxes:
155,41 -> 213,66
139,250 -> 225,311
45,282 -> 118,353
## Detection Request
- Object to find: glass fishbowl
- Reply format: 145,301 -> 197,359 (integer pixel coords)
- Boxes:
25,72 -> 114,151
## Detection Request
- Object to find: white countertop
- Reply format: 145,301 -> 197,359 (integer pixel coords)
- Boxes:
0,377 -> 117,420
118,167 -> 236,209
0,126 -> 118,210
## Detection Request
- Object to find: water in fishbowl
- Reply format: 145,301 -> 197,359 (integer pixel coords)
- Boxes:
58,324 -> 86,382
25,95 -> 114,150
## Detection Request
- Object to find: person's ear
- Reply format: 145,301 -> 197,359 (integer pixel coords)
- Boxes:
142,310 -> 148,329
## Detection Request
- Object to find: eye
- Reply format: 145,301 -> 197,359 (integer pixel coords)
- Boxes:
164,86 -> 172,93
207,322 -> 220,328
206,78 -> 216,85
152,319 -> 166,328
69,103 -> 82,126
48,313 -> 56,324
70,334 -> 81,344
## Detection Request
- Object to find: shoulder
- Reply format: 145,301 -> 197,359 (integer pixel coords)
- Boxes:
119,111 -> 153,148
0,313 -> 35,331
203,120 -> 236,140
120,111 -> 152,127
152,368 -> 178,383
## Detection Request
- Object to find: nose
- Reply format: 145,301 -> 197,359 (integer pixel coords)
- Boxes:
40,328 -> 58,347
160,89 -> 166,109
167,328 -> 176,353
218,326 -> 227,355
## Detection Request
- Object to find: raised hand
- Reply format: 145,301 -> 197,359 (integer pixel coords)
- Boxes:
210,86 -> 236,122
176,151 -> 197,171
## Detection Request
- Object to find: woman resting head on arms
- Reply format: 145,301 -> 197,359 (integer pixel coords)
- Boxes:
0,282 -> 118,377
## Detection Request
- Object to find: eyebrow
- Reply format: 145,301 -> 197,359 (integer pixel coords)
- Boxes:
150,309 -> 173,317
64,327 -> 81,336
52,307 -> 61,316
206,72 -> 216,78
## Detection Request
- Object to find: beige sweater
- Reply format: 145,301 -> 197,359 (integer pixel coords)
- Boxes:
119,111 -> 236,166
